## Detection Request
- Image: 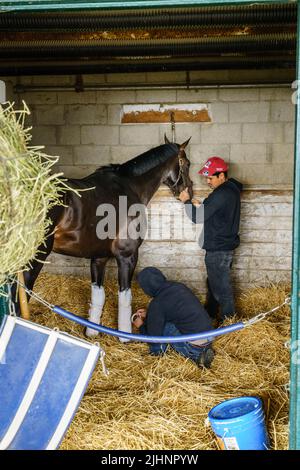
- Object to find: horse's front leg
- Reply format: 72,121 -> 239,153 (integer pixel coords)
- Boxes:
116,251 -> 138,342
86,257 -> 108,338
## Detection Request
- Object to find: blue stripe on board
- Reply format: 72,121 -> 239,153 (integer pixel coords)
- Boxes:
0,323 -> 48,440
0,314 -> 8,336
8,338 -> 89,450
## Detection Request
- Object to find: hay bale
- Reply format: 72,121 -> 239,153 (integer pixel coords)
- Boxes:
0,102 -> 68,289
29,273 -> 290,450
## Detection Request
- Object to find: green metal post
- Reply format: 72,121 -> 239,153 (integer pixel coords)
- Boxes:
0,285 -> 9,326
289,0 -> 300,451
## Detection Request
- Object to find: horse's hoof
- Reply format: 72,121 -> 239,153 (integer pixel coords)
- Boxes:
85,327 -> 99,338
119,337 -> 131,343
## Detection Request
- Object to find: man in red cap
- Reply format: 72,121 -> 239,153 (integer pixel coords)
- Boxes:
179,156 -> 243,323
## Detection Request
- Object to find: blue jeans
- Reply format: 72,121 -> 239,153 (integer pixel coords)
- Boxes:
149,322 -> 209,363
205,250 -> 235,320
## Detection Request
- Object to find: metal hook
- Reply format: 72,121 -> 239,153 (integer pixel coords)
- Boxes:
94,342 -> 109,377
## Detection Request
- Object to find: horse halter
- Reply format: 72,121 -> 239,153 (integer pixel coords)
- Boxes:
170,148 -> 188,188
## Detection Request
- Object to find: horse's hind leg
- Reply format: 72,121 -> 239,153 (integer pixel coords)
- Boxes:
116,251 -> 138,342
11,231 -> 55,316
85,257 -> 108,338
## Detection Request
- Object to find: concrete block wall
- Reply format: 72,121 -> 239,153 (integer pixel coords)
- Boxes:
6,71 -> 295,189
2,70 -> 295,292
43,85 -> 293,187
45,190 -> 292,294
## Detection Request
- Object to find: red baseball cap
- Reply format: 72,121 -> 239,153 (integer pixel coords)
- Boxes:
198,156 -> 228,176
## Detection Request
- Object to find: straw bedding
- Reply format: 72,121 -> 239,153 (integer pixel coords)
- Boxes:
29,273 -> 290,450
0,102 -> 67,290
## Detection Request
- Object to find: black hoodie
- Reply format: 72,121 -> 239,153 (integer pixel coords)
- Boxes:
137,267 -> 212,339
184,178 -> 243,251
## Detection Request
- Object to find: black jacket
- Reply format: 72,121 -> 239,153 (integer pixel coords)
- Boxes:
137,267 -> 212,338
184,178 -> 243,251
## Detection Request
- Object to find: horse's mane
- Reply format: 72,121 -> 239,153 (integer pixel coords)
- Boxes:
95,143 -> 179,177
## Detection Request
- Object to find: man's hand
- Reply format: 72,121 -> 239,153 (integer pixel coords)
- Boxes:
135,308 -> 146,319
191,198 -> 201,207
133,316 -> 144,328
131,308 -> 147,328
178,187 -> 191,203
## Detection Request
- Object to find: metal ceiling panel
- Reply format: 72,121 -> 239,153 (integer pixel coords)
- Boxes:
0,0 -> 296,13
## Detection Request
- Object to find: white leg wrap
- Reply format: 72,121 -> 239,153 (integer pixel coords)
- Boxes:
85,284 -> 105,338
118,289 -> 132,343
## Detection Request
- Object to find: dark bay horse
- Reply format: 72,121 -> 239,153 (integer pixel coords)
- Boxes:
20,136 -> 193,340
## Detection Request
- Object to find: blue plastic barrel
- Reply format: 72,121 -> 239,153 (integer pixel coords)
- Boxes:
208,396 -> 269,450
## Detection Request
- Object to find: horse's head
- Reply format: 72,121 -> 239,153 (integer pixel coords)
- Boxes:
163,134 -> 194,199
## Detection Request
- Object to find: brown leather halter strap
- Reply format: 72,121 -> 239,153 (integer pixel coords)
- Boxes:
170,148 -> 186,188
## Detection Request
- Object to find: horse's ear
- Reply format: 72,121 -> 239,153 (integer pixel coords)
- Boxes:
164,133 -> 171,144
180,137 -> 191,149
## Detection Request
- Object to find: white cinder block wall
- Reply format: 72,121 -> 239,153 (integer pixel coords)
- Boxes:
4,70 -> 295,293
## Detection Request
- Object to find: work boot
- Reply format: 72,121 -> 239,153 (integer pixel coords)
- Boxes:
197,345 -> 215,369
204,304 -> 219,320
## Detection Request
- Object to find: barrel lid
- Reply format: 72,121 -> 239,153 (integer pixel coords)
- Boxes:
208,396 -> 262,421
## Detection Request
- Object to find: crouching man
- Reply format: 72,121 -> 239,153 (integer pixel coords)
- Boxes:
132,267 -> 215,368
